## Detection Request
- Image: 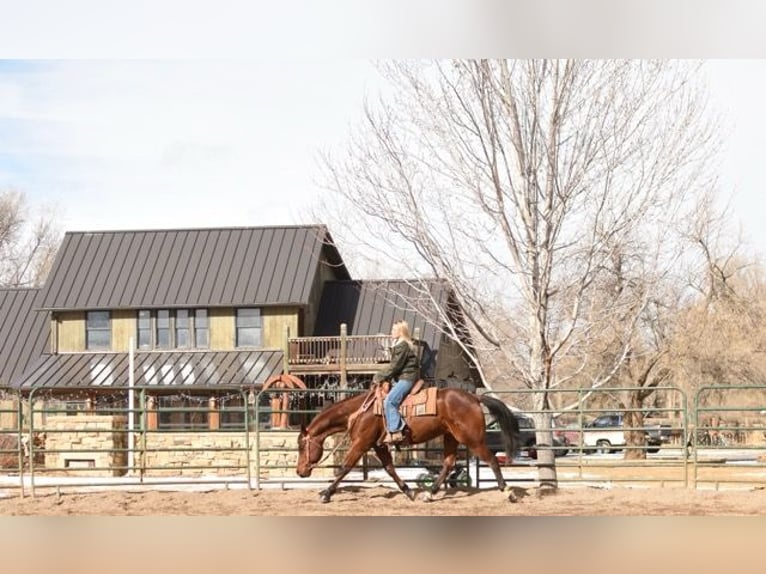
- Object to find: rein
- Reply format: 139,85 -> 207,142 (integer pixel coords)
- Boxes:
304,390 -> 378,470
305,430 -> 347,470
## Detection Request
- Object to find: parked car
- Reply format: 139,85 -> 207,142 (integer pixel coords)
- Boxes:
580,413 -> 666,454
485,410 -> 570,461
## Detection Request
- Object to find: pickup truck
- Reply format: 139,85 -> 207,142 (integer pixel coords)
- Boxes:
580,413 -> 667,454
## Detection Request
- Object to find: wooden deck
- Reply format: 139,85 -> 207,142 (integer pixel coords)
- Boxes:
286,334 -> 391,376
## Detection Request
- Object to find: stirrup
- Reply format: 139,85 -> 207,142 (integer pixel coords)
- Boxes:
383,431 -> 404,444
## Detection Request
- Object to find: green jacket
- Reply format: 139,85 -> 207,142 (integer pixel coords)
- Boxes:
373,339 -> 420,383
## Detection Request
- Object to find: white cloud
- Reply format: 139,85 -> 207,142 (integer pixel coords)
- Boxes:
4,59 -> 766,260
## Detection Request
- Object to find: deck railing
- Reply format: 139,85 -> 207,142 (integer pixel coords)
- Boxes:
286,334 -> 391,368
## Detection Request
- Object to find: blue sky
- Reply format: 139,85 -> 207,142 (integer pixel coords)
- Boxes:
0,60 -> 382,232
2,59 -> 766,261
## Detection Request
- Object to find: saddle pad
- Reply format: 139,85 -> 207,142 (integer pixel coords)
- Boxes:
373,386 -> 437,418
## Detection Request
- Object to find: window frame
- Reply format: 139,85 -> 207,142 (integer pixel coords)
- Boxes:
235,307 -> 263,348
85,310 -> 112,351
135,309 -> 210,350
156,395 -> 210,431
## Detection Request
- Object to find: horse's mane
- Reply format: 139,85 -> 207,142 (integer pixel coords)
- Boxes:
307,390 -> 369,434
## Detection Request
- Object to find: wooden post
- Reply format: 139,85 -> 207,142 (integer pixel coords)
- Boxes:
280,393 -> 290,428
208,396 -> 219,430
283,324 -> 290,375
146,395 -> 158,430
340,323 -> 348,390
270,394 -> 282,428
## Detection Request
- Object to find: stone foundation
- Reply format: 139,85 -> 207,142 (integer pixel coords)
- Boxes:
44,415 -> 128,476
36,423 -> 347,480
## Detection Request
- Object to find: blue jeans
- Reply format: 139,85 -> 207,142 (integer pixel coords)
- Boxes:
384,378 -> 414,432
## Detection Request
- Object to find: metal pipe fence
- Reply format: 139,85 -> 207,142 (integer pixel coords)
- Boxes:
476,387 -> 691,490
692,385 -> 766,489
1,383 -> 766,497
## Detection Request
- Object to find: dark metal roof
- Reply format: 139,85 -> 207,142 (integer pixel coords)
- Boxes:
0,288 -> 49,387
35,225 -> 350,311
12,350 -> 284,390
313,280 -> 450,351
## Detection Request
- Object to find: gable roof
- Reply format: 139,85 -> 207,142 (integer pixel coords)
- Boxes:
0,288 -> 49,387
313,279 -> 452,351
35,225 -> 350,311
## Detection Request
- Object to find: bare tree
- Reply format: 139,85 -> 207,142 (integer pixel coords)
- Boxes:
672,189 -> 765,394
318,60 -> 720,490
0,189 -> 61,287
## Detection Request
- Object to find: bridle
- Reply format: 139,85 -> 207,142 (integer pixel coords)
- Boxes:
300,391 -> 377,471
301,430 -> 346,471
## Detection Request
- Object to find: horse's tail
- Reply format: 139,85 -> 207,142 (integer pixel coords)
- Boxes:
479,395 -> 520,461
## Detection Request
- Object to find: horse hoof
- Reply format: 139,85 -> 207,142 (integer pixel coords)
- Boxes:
502,486 -> 518,503
420,491 -> 434,503
319,490 -> 331,504
402,487 -> 416,501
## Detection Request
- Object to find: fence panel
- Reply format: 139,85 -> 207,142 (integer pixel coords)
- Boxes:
692,385 -> 766,489
475,387 -> 690,490
24,385 -> 253,497
252,386 -> 472,491
0,387 -> 24,497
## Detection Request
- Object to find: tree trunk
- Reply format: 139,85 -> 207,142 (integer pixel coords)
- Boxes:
623,393 -> 647,460
533,400 -> 558,491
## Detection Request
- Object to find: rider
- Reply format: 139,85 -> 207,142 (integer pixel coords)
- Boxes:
373,320 -> 420,445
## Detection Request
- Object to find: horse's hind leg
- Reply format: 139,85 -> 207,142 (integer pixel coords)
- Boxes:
372,444 -> 415,501
470,443 -> 517,502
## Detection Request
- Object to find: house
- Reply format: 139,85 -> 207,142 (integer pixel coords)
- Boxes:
2,224 -> 481,432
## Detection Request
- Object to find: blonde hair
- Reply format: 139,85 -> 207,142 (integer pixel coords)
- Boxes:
393,320 -> 412,342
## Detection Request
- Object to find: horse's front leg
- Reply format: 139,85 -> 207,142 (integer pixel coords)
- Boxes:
318,441 -> 368,503
372,444 -> 415,501
421,434 -> 458,501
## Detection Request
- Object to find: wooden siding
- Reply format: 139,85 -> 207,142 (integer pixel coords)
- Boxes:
263,307 -> 298,348
54,308 -> 298,353
434,336 -> 471,380
57,311 -> 85,352
209,308 -> 234,350
111,310 -> 135,352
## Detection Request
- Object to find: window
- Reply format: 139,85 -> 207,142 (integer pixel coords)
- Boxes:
137,310 -> 152,349
86,311 -> 111,350
175,309 -> 190,348
219,395 -> 248,430
156,310 -> 171,348
136,309 -> 209,350
236,308 -> 262,347
157,396 -> 209,431
195,309 -> 209,348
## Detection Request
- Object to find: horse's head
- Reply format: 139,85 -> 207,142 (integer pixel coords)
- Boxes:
296,424 -> 323,478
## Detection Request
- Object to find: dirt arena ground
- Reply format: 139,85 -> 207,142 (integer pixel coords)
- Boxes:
1,483 -> 765,515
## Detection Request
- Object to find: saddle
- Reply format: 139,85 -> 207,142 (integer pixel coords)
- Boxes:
372,380 -> 438,419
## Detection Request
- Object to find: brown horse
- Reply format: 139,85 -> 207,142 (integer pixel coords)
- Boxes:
296,386 -> 520,503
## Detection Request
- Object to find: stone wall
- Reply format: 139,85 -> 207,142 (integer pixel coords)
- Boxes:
38,423 -> 341,479
44,415 -> 128,476
141,430 -> 336,478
